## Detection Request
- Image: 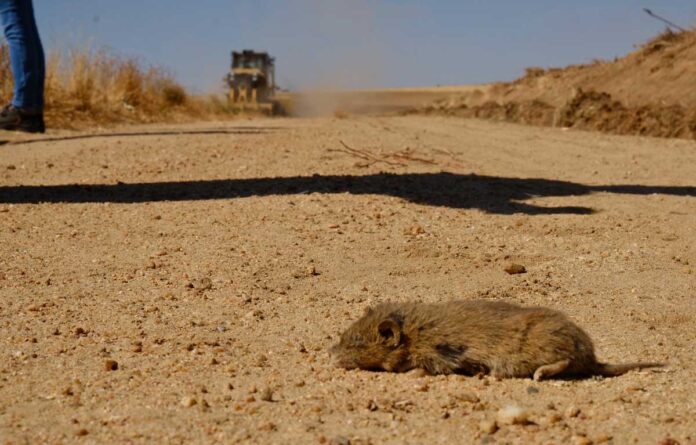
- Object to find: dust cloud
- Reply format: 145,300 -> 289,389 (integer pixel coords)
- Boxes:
252,0 -> 414,116
231,0 -> 432,116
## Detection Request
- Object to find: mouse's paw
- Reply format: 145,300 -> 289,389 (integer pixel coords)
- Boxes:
407,368 -> 432,378
533,359 -> 571,381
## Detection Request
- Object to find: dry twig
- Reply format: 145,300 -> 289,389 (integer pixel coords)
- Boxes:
328,140 -> 406,166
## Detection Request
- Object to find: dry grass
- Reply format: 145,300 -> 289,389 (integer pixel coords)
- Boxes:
0,45 -> 235,129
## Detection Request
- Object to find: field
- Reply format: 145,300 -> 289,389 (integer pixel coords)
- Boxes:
1,115 -> 695,444
276,85 -> 486,116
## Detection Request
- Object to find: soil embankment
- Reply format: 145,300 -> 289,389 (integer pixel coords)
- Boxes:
412,30 -> 696,139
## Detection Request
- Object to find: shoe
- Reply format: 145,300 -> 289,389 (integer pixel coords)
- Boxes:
0,104 -> 45,133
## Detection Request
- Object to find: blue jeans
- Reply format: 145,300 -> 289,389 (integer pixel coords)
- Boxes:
0,0 -> 44,110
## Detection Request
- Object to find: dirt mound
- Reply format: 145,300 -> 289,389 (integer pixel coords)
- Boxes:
557,89 -> 696,138
420,99 -> 555,128
503,29 -> 696,108
412,29 -> 696,140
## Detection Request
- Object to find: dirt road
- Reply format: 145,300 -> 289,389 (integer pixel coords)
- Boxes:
1,116 -> 695,444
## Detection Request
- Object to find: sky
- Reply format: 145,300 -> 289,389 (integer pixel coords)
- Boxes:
27,1 -> 696,93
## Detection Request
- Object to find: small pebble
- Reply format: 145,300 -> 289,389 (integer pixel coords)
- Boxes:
572,435 -> 592,445
330,436 -> 351,445
405,224 -> 425,235
565,405 -> 581,418
453,392 -> 479,403
546,413 -> 563,425
479,419 -> 498,434
526,386 -> 539,394
414,381 -> 429,392
496,405 -> 530,425
260,387 -> 274,402
75,428 -> 88,437
504,263 -> 526,274
180,396 -> 197,407
104,360 -> 118,371
258,422 -> 277,432
192,277 -> 213,291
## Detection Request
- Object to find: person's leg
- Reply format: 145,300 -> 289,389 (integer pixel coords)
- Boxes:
0,0 -> 44,109
0,0 -> 45,132
21,0 -> 44,109
28,1 -> 45,110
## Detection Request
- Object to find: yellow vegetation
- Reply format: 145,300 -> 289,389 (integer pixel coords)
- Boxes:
0,46 -> 234,129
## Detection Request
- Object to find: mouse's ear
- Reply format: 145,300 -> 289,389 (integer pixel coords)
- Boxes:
377,314 -> 403,347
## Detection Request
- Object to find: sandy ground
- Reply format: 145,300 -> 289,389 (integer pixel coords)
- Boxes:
0,116 -> 695,444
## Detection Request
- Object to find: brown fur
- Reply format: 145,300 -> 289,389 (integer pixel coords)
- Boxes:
329,300 -> 663,380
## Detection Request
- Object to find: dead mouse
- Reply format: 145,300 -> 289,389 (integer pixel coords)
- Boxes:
329,300 -> 663,380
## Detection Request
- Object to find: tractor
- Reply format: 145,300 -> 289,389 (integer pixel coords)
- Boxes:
226,50 -> 276,113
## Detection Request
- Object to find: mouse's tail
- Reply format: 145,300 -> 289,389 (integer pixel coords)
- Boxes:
594,362 -> 664,377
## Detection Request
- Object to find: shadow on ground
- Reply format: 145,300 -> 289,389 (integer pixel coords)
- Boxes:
0,127 -> 281,146
2,173 -> 695,215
